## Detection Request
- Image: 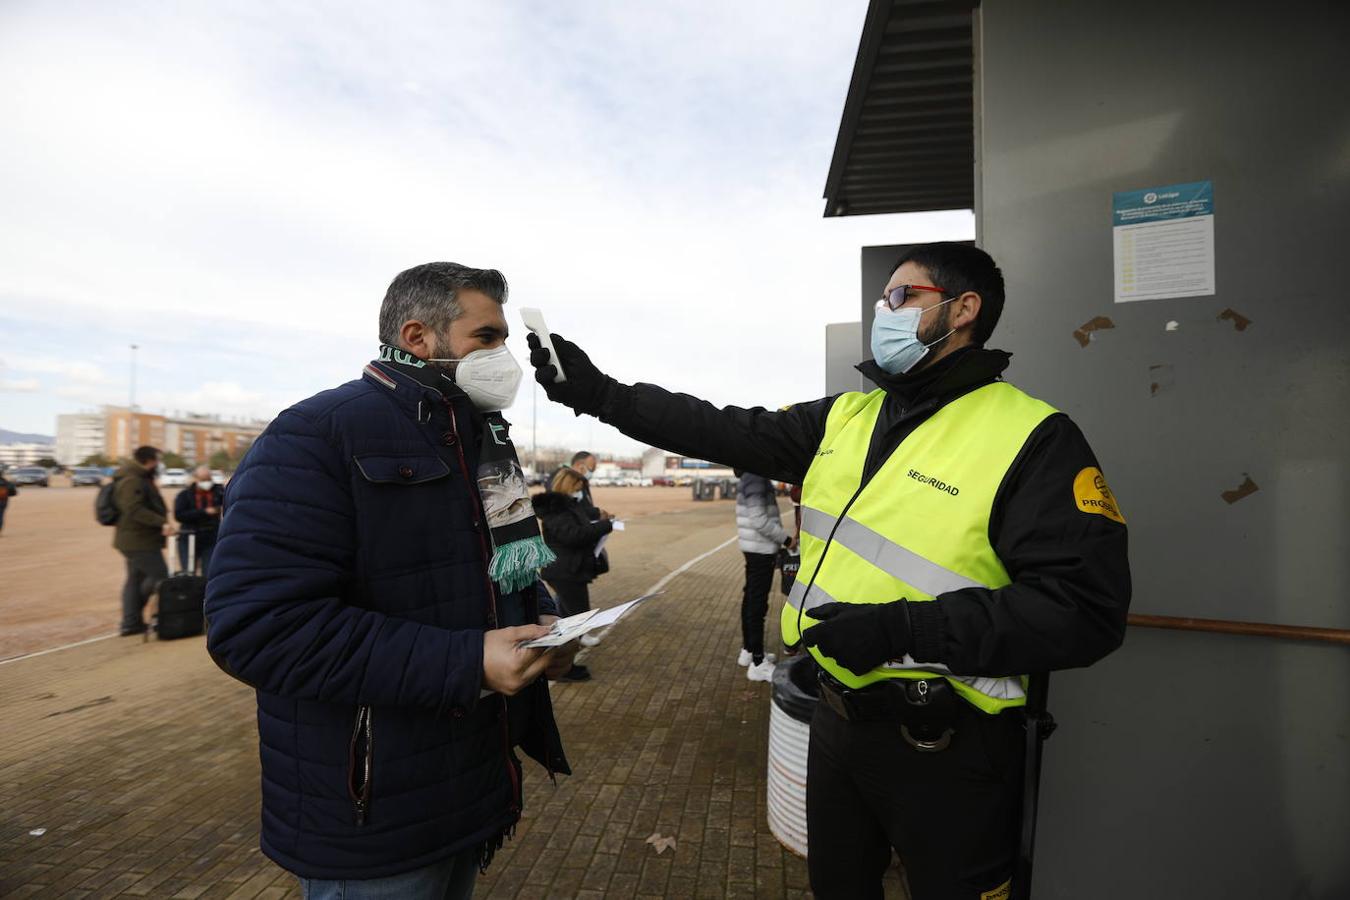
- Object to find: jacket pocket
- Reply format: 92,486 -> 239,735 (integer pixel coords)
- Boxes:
348,705 -> 374,825
353,454 -> 452,485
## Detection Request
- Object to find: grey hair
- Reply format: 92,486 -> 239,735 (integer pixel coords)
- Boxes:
378,262 -> 509,346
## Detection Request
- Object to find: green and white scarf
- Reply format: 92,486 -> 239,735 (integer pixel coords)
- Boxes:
376,344 -> 554,593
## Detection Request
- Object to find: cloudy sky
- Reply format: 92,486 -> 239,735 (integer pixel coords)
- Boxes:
0,1 -> 972,456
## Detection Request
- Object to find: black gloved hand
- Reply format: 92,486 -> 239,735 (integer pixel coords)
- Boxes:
800,600 -> 911,676
526,332 -> 615,417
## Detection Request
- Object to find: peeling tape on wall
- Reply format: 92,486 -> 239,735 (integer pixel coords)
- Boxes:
1218,308 -> 1252,331
1149,364 -> 1175,396
1073,316 -> 1115,347
1221,474 -> 1259,505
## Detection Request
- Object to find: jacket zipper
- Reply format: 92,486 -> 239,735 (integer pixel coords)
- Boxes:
348,704 -> 373,825
444,402 -> 523,816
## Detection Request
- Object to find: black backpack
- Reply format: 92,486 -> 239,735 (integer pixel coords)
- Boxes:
95,480 -> 120,525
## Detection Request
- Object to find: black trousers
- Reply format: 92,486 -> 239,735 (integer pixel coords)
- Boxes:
119,549 -> 168,632
176,530 -> 217,575
806,697 -> 1025,900
740,551 -> 777,660
549,580 -> 591,618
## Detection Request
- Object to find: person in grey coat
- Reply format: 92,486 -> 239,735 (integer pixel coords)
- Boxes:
735,470 -> 796,681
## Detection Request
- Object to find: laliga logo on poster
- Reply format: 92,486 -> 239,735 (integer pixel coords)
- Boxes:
1143,192 -> 1158,204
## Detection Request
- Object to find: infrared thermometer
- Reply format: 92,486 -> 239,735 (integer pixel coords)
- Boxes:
519,308 -> 567,383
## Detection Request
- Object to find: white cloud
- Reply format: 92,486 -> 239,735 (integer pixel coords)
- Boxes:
0,378 -> 41,393
138,381 -> 278,419
0,354 -> 110,385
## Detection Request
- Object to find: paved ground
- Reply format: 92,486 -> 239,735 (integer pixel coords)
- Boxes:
0,483 -> 718,661
0,495 -> 906,898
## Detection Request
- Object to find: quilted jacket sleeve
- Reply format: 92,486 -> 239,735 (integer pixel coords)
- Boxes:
739,475 -> 788,545
204,408 -> 485,712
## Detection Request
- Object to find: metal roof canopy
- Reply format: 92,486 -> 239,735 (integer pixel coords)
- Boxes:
823,0 -> 976,217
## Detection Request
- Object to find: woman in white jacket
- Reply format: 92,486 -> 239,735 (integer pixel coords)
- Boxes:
734,470 -> 796,681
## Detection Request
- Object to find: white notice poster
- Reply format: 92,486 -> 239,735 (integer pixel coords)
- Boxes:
1112,180 -> 1215,303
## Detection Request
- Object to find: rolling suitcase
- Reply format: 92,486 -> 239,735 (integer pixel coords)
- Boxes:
155,532 -> 205,640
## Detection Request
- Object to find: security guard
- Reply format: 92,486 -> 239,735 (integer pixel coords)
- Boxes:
528,243 -> 1130,899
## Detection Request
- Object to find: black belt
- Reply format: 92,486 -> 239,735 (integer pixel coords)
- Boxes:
817,671 -> 960,751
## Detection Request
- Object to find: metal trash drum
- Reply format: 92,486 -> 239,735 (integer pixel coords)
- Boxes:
767,654 -> 819,857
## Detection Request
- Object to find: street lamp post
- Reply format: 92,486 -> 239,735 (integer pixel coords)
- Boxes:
129,344 -> 139,410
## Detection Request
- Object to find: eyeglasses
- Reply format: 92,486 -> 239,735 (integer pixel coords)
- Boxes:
876,284 -> 949,312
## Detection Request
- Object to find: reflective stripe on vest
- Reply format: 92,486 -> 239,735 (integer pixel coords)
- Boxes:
781,381 -> 1057,714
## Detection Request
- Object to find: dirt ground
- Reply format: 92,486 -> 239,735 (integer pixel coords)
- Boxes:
0,481 -> 734,661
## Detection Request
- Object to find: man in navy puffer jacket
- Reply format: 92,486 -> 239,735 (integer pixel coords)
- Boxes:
205,262 -> 573,899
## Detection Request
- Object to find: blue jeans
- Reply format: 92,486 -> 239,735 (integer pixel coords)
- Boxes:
299,851 -> 477,900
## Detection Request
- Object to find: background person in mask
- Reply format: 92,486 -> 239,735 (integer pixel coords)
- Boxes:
565,451 -> 612,521
112,445 -> 175,636
531,466 -> 615,682
173,464 -> 224,574
525,242 -> 1130,900
561,450 -> 615,648
205,262 -> 576,900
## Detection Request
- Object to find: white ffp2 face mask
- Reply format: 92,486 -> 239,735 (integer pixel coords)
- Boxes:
427,345 -> 523,411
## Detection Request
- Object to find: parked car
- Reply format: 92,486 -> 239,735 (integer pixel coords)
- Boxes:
70,467 -> 104,486
210,469 -> 227,485
161,467 -> 189,487
10,466 -> 50,487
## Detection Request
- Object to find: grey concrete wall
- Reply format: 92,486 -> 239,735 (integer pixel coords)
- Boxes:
976,1 -> 1350,897
824,322 -> 868,395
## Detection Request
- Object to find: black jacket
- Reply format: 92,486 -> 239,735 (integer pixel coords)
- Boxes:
591,347 -> 1131,676
532,491 -> 612,585
174,482 -> 225,533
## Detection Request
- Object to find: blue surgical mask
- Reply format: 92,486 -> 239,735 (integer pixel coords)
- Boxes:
870,297 -> 958,375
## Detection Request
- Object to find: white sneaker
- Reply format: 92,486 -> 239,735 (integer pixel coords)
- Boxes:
746,659 -> 775,682
580,631 -> 604,648
737,650 -> 775,667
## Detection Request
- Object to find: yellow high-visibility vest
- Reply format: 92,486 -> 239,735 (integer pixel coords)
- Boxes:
781,381 -> 1057,714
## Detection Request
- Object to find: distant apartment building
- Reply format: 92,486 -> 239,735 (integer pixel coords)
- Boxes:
55,407 -> 269,465
56,412 -> 106,465
0,442 -> 57,467
104,407 -> 167,461
161,412 -> 266,464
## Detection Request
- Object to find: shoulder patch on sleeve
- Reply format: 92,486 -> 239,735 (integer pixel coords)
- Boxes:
980,879 -> 1011,900
1073,467 -> 1125,524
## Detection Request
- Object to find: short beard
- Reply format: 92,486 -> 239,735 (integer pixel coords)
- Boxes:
425,332 -> 459,378
917,303 -> 955,349
428,359 -> 457,379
